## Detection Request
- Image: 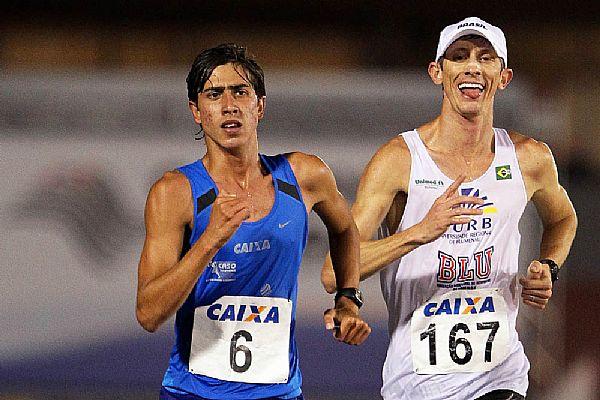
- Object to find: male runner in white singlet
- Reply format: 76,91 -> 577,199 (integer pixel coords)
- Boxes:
322,17 -> 577,399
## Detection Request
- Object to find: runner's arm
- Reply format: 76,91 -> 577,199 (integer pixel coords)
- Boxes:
289,153 -> 371,345
289,153 -> 361,290
516,138 -> 577,309
528,143 -> 577,266
321,138 -> 483,293
136,172 -> 249,332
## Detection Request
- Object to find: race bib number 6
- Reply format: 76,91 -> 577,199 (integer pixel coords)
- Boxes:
189,296 -> 292,383
410,289 -> 510,374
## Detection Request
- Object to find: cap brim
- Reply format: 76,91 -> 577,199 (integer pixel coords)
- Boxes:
443,28 -> 494,55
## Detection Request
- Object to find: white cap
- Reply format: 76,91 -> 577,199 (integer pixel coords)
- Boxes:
435,17 -> 507,67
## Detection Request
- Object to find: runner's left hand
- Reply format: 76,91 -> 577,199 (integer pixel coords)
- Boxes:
323,299 -> 371,345
519,260 -> 553,310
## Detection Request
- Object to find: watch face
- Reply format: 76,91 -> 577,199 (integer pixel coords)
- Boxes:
350,289 -> 364,307
355,289 -> 364,303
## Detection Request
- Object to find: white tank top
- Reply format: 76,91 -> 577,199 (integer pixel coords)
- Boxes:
379,129 -> 529,400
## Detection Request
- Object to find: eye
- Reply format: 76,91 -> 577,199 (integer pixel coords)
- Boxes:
235,88 -> 250,96
480,54 -> 494,62
449,52 -> 467,62
205,90 -> 221,99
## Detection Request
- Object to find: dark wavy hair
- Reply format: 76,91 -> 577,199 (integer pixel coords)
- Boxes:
186,43 -> 266,102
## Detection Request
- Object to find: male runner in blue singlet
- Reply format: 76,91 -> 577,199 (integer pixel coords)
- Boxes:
136,44 -> 371,400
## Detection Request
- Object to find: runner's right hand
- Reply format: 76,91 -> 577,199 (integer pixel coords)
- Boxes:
414,176 -> 484,244
204,192 -> 251,247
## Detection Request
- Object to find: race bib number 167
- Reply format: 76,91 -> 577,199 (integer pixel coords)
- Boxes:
410,289 -> 510,374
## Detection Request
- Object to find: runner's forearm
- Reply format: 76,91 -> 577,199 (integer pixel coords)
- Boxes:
328,224 -> 360,290
136,234 -> 220,332
322,223 -> 426,292
359,223 -> 425,280
539,213 -> 577,266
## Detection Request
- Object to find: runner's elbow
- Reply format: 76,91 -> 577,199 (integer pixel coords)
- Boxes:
321,259 -> 337,294
136,305 -> 160,333
322,277 -> 337,294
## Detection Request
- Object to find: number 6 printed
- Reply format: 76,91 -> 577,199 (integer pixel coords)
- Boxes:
230,330 -> 253,372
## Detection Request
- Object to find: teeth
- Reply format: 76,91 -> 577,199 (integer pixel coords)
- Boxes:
223,123 -> 238,128
458,83 -> 484,90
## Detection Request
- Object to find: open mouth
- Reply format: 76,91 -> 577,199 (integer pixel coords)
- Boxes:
458,82 -> 485,99
221,121 -> 242,129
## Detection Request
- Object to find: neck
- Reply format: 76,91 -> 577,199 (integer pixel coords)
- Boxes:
427,99 -> 495,155
203,140 -> 262,184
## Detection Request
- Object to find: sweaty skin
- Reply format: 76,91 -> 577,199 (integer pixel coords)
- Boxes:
322,37 -> 577,312
137,63 -> 371,344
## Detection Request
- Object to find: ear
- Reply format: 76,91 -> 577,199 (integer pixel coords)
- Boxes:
428,61 -> 443,85
498,68 -> 513,90
257,96 -> 266,120
189,100 -> 202,125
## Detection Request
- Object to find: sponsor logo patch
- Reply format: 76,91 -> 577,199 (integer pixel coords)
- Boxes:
460,188 -> 497,214
260,283 -> 272,296
278,220 -> 291,229
207,261 -> 237,282
415,178 -> 445,189
206,303 -> 281,324
423,295 -> 496,317
234,239 -> 271,254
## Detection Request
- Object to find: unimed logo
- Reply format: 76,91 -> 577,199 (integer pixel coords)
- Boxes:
207,303 -> 280,323
415,178 -> 444,186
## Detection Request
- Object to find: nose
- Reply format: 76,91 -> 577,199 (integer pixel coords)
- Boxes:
221,91 -> 239,114
465,54 -> 482,76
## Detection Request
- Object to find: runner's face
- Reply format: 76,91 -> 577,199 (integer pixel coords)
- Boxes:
439,37 -> 510,117
192,63 -> 265,150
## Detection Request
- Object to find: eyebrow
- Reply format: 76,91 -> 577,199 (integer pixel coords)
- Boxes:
201,84 -> 250,93
446,46 -> 496,55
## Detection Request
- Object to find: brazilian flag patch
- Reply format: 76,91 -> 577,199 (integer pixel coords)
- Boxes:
495,165 -> 512,180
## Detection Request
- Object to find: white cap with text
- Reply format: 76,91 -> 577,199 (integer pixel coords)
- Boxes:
435,17 -> 508,67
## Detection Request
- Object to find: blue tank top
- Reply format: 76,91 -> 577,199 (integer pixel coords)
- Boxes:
161,154 -> 309,399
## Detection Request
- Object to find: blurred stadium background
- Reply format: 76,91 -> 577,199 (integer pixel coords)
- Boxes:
1,1 -> 598,399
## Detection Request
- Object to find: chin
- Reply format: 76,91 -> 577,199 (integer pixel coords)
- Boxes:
221,139 -> 245,149
460,108 -> 480,116
456,103 -> 483,118
223,135 -> 253,148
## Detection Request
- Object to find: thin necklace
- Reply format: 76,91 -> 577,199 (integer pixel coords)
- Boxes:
233,170 -> 254,217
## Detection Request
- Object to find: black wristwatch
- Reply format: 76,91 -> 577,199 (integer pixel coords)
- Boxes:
539,259 -> 560,283
335,288 -> 364,309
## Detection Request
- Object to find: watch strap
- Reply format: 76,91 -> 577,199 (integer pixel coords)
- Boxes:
539,258 -> 559,283
335,287 -> 364,309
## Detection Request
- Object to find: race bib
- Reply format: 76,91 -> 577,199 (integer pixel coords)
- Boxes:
410,288 -> 510,374
189,296 -> 292,383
